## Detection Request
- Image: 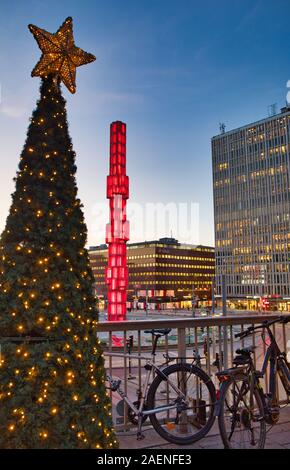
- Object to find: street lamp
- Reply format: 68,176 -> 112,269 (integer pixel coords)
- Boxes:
192,284 -> 196,318
211,276 -> 215,316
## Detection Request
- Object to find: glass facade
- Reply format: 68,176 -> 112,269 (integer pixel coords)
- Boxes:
89,238 -> 215,306
212,109 -> 290,300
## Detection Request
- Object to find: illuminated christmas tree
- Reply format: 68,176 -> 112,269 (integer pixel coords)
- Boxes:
0,17 -> 117,449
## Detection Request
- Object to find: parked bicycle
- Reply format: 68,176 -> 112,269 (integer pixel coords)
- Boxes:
216,316 -> 290,449
105,317 -> 290,448
105,328 -> 216,445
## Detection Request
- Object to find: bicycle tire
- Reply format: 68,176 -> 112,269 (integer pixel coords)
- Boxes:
146,362 -> 216,445
218,373 -> 266,449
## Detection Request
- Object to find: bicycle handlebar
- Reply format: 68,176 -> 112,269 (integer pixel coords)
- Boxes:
234,316 -> 290,339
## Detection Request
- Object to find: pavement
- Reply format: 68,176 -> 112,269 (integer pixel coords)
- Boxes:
117,405 -> 290,449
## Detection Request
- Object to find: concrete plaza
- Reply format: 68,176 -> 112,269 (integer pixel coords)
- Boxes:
118,405 -> 290,449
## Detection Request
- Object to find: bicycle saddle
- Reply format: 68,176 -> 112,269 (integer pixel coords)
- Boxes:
236,346 -> 256,356
144,328 -> 172,336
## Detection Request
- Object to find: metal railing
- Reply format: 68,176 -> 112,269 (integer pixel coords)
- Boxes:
97,314 -> 290,431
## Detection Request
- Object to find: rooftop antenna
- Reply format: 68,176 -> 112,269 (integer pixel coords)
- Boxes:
267,103 -> 277,117
219,122 -> 226,134
170,229 -> 173,239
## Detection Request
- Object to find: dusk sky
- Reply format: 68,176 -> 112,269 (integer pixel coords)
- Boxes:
1,0 -> 290,247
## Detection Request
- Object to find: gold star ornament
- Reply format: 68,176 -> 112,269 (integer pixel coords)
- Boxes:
28,17 -> 96,94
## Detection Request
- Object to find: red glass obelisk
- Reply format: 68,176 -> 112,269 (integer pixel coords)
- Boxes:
105,121 -> 129,321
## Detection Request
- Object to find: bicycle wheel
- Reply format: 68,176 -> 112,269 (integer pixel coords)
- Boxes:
218,373 -> 266,449
146,362 -> 216,445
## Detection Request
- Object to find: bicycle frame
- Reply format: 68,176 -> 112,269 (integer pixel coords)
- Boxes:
259,326 -> 290,399
215,320 -> 290,418
105,351 -> 186,418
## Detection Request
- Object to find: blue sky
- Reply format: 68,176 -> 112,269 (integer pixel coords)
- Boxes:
1,0 -> 290,247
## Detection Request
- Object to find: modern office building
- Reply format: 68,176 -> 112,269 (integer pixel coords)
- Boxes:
212,107 -> 290,311
89,238 -> 215,310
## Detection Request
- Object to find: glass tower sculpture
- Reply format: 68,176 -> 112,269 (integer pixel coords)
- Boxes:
105,121 -> 129,321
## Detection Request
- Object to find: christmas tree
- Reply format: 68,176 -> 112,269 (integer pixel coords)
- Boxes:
0,17 -> 117,449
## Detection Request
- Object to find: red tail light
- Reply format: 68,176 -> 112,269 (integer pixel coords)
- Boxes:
217,375 -> 230,383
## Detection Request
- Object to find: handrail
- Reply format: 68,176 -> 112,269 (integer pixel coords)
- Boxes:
105,352 -> 154,360
96,313 -> 290,332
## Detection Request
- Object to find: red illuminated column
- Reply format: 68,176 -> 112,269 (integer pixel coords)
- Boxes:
105,121 -> 129,321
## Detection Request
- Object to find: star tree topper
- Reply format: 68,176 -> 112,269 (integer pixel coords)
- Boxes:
29,17 -> 96,93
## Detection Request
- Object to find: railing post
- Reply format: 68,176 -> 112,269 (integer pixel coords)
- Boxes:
177,326 -> 188,432
212,277 -> 216,366
178,327 -> 186,361
222,274 -> 228,368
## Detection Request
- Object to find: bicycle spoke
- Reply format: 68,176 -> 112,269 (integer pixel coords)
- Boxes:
219,376 -> 265,449
147,363 -> 216,444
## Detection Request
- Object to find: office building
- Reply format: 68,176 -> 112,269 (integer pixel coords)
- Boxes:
212,107 -> 290,311
89,238 -> 215,310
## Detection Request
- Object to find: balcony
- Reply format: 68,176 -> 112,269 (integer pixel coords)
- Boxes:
97,313 -> 290,449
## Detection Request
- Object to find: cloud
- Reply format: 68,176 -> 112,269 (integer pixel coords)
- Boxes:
0,105 -> 27,118
235,4 -> 261,33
